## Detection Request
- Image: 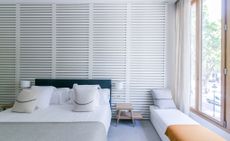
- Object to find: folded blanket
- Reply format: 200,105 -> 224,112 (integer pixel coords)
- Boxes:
165,125 -> 225,141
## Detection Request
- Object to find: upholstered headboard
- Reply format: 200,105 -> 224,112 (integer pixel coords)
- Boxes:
35,79 -> 112,105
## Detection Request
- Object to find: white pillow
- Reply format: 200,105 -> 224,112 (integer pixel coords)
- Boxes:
66,89 -> 74,104
50,88 -> 70,105
73,85 -> 99,112
73,84 -> 101,90
12,89 -> 37,113
153,99 -> 176,109
31,86 -> 54,109
151,88 -> 173,100
99,89 -> 110,105
60,88 -> 72,104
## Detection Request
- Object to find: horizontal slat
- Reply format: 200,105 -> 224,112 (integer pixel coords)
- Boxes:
0,4 -> 16,104
0,3 -> 168,119
129,4 -> 166,118
20,4 -> 52,81
56,4 -> 89,78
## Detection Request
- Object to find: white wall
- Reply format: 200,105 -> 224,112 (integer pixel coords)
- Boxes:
0,2 -> 170,118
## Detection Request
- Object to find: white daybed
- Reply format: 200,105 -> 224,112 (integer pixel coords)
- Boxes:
150,106 -> 199,141
149,88 -> 225,141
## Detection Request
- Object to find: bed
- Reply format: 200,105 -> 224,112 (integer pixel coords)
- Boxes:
150,106 -> 225,141
0,79 -> 112,141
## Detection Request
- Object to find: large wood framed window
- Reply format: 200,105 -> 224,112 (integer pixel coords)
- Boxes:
190,0 -> 230,130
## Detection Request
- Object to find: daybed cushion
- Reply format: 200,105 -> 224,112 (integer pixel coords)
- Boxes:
151,88 -> 172,99
151,88 -> 176,109
165,125 -> 225,141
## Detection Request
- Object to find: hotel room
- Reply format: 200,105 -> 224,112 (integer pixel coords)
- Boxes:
0,0 -> 229,141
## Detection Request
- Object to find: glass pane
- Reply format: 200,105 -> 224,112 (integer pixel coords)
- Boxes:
201,0 -> 222,120
190,3 -> 196,108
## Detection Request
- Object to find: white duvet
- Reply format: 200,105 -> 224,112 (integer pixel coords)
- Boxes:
0,104 -> 111,133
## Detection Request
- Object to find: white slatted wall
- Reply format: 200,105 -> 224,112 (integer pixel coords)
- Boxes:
19,4 -> 53,84
56,4 -> 89,78
0,5 -> 16,104
92,4 -> 127,112
0,3 -> 167,118
129,4 -> 167,117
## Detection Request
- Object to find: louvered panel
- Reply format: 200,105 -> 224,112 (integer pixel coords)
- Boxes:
0,5 -> 16,104
19,4 -> 52,82
92,4 -> 127,113
129,3 -> 167,118
56,4 -> 89,78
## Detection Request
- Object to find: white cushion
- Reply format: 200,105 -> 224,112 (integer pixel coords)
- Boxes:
50,88 -> 70,105
99,89 -> 110,105
153,99 -> 176,109
31,86 -> 54,109
151,88 -> 173,99
12,89 -> 37,113
73,85 -> 99,112
66,89 -> 74,104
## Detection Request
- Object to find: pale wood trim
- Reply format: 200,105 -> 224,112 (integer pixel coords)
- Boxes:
225,0 -> 230,129
191,108 -> 230,133
220,0 -> 227,126
191,0 -> 228,127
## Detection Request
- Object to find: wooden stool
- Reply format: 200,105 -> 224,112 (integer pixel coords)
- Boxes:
116,103 -> 143,127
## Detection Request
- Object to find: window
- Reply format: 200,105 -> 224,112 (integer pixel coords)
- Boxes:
201,0 -> 222,120
190,0 -> 230,129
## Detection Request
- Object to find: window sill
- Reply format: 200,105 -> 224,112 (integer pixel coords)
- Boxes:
190,108 -> 230,133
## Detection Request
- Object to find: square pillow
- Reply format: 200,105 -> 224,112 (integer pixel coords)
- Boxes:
12,89 -> 37,113
73,85 -> 99,112
31,86 -> 55,109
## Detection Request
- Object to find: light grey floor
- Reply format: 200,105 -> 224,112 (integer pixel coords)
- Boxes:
108,120 -> 161,141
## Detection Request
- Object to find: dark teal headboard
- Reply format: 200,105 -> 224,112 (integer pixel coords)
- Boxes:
35,79 -> 112,105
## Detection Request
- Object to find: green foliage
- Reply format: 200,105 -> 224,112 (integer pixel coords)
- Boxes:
201,5 -> 221,92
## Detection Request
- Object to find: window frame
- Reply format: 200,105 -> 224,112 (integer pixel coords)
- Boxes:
190,0 -> 229,129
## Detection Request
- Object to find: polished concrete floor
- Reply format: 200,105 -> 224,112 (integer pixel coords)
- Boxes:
108,120 -> 161,141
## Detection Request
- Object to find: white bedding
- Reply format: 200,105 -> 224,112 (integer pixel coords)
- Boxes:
150,106 -> 199,141
0,104 -> 111,134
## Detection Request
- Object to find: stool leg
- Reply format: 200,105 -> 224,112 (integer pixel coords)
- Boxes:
130,110 -> 135,127
116,110 -> 121,126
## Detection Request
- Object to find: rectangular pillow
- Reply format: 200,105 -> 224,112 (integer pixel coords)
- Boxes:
31,86 -> 54,109
99,89 -> 110,105
151,88 -> 173,100
50,88 -> 70,105
12,89 -> 37,113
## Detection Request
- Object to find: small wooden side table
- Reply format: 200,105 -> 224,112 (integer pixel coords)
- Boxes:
116,103 -> 143,126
